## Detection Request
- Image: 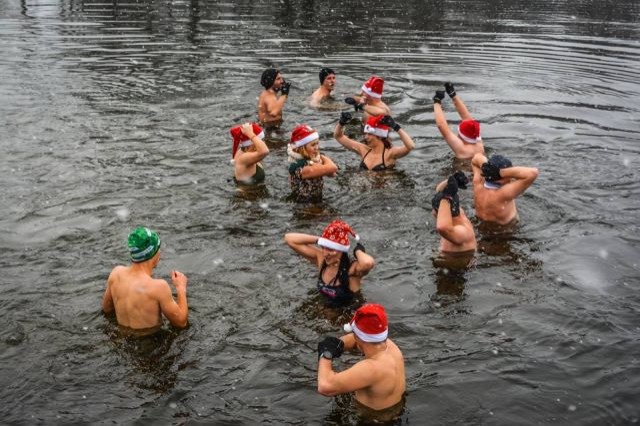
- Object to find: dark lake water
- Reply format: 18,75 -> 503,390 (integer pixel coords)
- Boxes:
1,0 -> 639,424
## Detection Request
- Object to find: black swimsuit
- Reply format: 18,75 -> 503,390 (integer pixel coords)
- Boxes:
360,148 -> 388,171
317,260 -> 354,306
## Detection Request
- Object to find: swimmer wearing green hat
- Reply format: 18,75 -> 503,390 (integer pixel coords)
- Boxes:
102,226 -> 189,331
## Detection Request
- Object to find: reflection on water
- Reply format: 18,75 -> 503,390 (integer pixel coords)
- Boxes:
103,320 -> 185,393
323,393 -> 408,426
296,290 -> 365,331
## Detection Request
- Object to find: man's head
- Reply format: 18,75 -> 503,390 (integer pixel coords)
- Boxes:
128,226 -> 161,263
343,303 -> 388,343
261,68 -> 282,90
319,67 -> 336,89
483,154 -> 513,182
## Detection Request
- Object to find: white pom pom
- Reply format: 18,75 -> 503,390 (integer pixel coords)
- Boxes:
343,323 -> 353,333
354,234 -> 360,242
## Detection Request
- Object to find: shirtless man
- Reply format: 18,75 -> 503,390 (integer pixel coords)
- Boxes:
257,68 -> 291,127
317,304 -> 405,418
345,75 -> 391,124
433,82 -> 485,160
432,173 -> 477,254
310,67 -> 336,106
471,153 -> 539,225
102,226 -> 189,331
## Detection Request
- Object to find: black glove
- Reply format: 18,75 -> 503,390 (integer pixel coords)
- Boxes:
317,336 -> 344,360
339,111 -> 352,126
280,81 -> 291,96
353,242 -> 366,258
442,176 -> 459,199
379,115 -> 401,132
481,162 -> 502,181
345,97 -> 364,111
433,90 -> 445,104
453,171 -> 469,189
444,82 -> 457,98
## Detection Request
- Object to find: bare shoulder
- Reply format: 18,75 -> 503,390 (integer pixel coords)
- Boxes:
108,265 -> 127,279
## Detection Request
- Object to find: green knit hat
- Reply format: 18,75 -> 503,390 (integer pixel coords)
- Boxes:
128,226 -> 161,263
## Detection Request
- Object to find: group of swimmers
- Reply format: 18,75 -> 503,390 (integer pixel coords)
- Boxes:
102,66 -> 538,420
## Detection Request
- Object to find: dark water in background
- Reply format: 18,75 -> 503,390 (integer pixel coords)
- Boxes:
1,0 -> 639,424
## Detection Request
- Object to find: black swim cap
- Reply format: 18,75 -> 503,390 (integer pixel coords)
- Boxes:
261,68 -> 279,89
488,155 -> 512,170
431,192 -> 460,217
319,68 -> 335,84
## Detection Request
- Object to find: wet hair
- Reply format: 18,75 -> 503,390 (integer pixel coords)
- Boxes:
431,192 -> 460,217
261,68 -> 279,89
319,68 -> 335,84
338,252 -> 351,285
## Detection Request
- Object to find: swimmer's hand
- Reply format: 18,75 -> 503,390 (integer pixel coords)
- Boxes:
353,242 -> 366,258
339,111 -> 352,126
481,162 -> 502,181
433,90 -> 445,104
280,81 -> 291,96
442,176 -> 459,198
171,270 -> 188,290
240,123 -> 255,138
318,336 -> 344,360
453,171 -> 469,189
379,115 -> 401,132
445,82 -> 457,98
345,97 -> 364,112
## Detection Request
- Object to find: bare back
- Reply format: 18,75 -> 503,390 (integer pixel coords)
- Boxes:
356,339 -> 406,410
106,265 -> 167,329
473,183 -> 518,225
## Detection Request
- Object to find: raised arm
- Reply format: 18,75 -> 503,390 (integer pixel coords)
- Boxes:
471,152 -> 488,184
283,232 -> 321,263
350,243 -> 375,277
436,199 -> 472,245
434,92 -> 467,157
334,112 -> 368,156
158,271 -> 189,328
236,123 -> 269,166
300,155 -> 338,179
445,82 -> 473,120
496,166 -> 539,200
379,116 -> 415,160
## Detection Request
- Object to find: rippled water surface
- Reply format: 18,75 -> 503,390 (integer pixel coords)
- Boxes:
1,0 -> 639,424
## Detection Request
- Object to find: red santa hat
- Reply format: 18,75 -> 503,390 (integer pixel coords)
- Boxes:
361,76 -> 384,99
343,304 -> 388,343
289,124 -> 319,148
317,219 -> 359,253
230,123 -> 265,159
363,115 -> 390,139
457,119 -> 481,144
